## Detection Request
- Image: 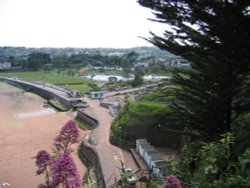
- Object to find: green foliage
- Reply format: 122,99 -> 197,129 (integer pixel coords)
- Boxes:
197,133 -> 234,178
130,74 -> 143,87
128,101 -> 170,116
160,134 -> 250,188
141,88 -> 176,103
138,0 -> 250,143
112,101 -> 170,129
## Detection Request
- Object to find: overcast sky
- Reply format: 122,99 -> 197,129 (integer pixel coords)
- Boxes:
0,0 -> 165,48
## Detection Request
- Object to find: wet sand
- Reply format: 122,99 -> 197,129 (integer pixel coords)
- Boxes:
0,83 -> 86,188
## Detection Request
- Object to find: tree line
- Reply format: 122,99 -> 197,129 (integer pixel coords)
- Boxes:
6,52 -> 138,71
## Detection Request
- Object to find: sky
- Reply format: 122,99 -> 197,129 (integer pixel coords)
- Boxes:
0,0 -> 165,48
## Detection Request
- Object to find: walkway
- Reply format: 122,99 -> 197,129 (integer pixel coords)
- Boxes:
82,98 -> 144,187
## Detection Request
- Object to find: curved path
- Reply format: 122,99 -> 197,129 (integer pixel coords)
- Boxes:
82,98 -> 139,187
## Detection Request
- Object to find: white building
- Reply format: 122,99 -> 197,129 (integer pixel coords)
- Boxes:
0,62 -> 11,69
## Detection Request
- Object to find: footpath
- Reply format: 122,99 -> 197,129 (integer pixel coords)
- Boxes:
83,98 -> 146,187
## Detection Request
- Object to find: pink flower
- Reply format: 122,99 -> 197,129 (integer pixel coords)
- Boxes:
163,175 -> 182,188
54,120 -> 80,155
35,150 -> 51,175
51,155 -> 81,188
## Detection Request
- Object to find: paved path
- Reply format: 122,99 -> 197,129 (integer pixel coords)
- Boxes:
82,98 -> 142,187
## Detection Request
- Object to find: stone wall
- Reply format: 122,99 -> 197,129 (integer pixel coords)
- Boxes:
1,77 -> 72,108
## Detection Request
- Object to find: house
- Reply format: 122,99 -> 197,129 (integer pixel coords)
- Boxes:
0,62 -> 11,69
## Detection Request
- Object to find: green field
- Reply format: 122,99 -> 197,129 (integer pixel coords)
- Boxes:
0,70 -> 97,93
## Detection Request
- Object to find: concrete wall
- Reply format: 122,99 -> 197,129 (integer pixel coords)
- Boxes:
1,77 -> 72,108
76,110 -> 99,129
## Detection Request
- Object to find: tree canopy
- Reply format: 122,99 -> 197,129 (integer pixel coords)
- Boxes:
138,0 -> 250,142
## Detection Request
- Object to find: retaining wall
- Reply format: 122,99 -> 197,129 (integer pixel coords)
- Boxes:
0,77 -> 72,108
76,110 -> 99,129
79,136 -> 106,188
76,111 -> 107,187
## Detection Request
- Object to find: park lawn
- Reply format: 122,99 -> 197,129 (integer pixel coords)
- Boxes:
64,84 -> 93,93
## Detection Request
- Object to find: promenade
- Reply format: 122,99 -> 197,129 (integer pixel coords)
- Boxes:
83,98 -> 144,187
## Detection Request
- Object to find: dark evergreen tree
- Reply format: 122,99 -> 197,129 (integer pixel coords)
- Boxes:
138,0 -> 250,141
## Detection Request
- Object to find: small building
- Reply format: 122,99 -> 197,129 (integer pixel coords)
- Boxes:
0,62 -> 11,69
90,91 -> 104,99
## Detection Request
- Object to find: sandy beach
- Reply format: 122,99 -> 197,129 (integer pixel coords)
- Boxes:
0,83 -> 86,188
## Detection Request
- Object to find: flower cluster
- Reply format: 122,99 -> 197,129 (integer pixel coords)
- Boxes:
35,120 -> 81,188
163,175 -> 182,188
54,120 -> 80,155
35,150 -> 51,175
51,155 -> 81,188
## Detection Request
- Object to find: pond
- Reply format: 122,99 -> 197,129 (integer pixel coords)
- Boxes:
83,74 -> 170,81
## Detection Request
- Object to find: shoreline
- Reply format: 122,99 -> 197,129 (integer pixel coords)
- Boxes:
0,83 -> 86,187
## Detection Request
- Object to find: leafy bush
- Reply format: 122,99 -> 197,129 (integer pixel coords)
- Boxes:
159,134 -> 250,188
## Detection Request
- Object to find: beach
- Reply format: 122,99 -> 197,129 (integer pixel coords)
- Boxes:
0,83 -> 85,187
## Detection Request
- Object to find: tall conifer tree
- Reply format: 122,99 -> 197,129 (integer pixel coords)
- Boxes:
138,0 -> 250,141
